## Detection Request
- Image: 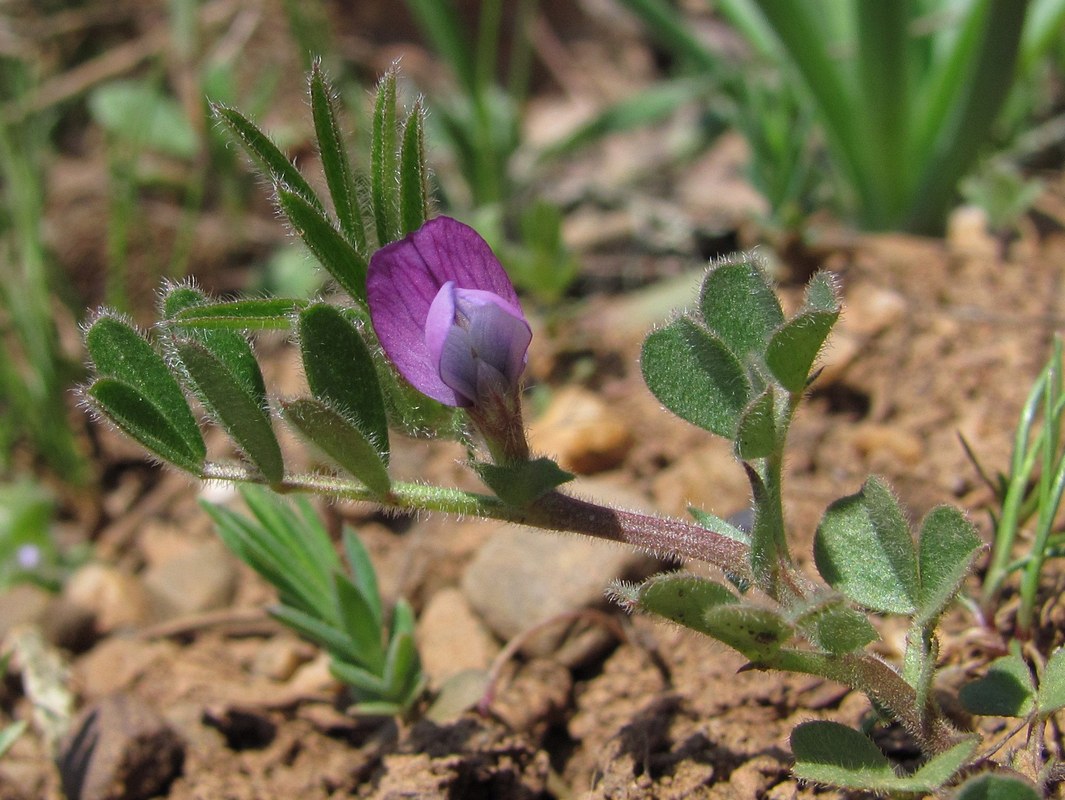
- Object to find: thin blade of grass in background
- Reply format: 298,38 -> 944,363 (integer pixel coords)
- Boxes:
0,63 -> 85,481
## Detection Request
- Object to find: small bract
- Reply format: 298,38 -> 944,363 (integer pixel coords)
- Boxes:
367,217 -> 531,408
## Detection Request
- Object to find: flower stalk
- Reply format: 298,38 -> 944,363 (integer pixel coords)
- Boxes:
202,463 -> 751,580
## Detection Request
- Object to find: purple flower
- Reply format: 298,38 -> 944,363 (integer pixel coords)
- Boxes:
367,217 -> 532,408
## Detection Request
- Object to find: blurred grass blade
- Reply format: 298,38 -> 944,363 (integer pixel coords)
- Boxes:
746,1 -> 867,215
212,103 -> 324,212
856,2 -> 910,223
271,604 -> 361,664
383,630 -> 421,699
175,340 -> 284,484
402,0 -> 476,94
344,528 -> 383,626
329,657 -> 389,696
237,485 -> 339,595
277,186 -> 368,304
399,101 -> 429,235
309,62 -> 368,253
616,0 -> 719,72
542,78 -> 710,159
203,500 -> 327,613
333,573 -> 386,671
905,0 -> 1028,231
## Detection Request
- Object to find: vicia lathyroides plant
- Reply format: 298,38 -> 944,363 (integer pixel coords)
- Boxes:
79,65 -> 1064,798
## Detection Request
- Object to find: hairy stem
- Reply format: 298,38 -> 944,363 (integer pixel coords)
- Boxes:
201,463 -> 752,580
773,648 -> 959,754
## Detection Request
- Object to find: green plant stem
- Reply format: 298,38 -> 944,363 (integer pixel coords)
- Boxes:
201,463 -> 753,581
773,648 -> 959,755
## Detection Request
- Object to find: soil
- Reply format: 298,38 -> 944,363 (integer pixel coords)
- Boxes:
4,2 -> 1065,798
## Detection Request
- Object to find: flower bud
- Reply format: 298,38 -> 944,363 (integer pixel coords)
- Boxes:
367,217 -> 532,462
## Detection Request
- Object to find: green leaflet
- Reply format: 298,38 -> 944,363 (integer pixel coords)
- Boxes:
175,340 -> 284,484
641,317 -> 750,438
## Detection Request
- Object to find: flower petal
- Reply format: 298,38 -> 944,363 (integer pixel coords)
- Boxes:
367,217 -> 527,407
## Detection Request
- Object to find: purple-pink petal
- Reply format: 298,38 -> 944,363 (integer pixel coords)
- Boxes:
367,217 -> 529,407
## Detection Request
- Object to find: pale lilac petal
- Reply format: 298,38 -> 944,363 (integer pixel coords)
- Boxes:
438,326 -> 478,404
424,281 -> 458,389
462,297 -> 532,386
436,299 -> 532,405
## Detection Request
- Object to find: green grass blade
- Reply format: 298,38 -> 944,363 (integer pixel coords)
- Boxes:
333,572 -> 386,672
383,630 -> 421,700
271,604 -> 360,664
856,2 -> 911,224
329,657 -> 388,696
237,486 -> 339,597
402,0 -> 476,94
748,0 -> 870,219
343,528 -> 383,627
542,78 -> 712,160
203,501 -> 327,614
906,0 -> 1029,232
616,0 -> 719,72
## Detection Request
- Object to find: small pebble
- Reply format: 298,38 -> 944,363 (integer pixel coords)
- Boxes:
528,386 -> 633,474
142,541 -> 238,621
63,564 -> 152,634
416,587 -> 498,688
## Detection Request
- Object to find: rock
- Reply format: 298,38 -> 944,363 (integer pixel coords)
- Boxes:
285,651 -> 340,697
249,637 -> 315,682
847,423 -> 925,467
142,541 -> 238,621
0,585 -> 52,640
39,597 -> 97,653
947,205 -> 998,260
650,444 -> 751,518
74,638 -> 179,699
416,588 -> 499,689
63,564 -> 151,634
528,387 -> 633,474
490,658 -> 571,736
57,694 -> 184,800
135,520 -> 199,569
462,480 -> 657,656
840,284 -> 907,337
